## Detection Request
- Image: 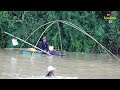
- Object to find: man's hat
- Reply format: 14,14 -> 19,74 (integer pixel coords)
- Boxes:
42,36 -> 46,40
47,66 -> 56,72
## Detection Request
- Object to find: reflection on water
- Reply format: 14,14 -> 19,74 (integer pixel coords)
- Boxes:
0,49 -> 120,79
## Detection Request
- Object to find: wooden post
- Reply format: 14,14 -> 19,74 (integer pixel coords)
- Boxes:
56,20 -> 63,54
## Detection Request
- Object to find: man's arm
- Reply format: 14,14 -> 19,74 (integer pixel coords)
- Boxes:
46,42 -> 50,52
38,41 -> 43,50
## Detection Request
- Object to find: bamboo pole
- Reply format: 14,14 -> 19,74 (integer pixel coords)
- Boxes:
56,20 -> 63,54
30,21 -> 56,60
4,18 -> 119,61
58,20 -> 120,61
58,20 -> 112,58
4,31 -> 52,55
16,20 -> 56,55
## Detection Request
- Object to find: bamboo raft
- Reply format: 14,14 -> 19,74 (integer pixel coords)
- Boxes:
20,48 -> 44,56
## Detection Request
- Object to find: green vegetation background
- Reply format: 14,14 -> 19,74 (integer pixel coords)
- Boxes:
0,11 -> 120,54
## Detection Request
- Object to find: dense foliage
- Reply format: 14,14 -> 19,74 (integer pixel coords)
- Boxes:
0,11 -> 120,54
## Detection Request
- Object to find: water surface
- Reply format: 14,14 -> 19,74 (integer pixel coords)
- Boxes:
0,49 -> 120,79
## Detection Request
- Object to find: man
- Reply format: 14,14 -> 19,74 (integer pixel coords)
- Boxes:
38,36 -> 50,54
46,66 -> 56,77
38,36 -> 64,56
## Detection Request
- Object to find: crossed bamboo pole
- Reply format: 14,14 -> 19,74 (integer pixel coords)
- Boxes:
57,20 -> 120,61
4,19 -> 120,61
30,21 -> 57,60
16,20 -> 56,55
4,31 -> 52,55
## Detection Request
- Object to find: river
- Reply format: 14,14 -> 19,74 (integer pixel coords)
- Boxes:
0,49 -> 120,79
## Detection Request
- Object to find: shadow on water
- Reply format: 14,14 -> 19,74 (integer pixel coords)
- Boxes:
0,49 -> 120,79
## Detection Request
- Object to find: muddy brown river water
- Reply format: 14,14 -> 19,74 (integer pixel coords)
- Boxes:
0,49 -> 120,79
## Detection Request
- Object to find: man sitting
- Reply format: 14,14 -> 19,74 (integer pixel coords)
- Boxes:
38,36 -> 63,56
38,36 -> 50,54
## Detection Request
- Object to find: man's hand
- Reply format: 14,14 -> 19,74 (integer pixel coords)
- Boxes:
44,50 -> 51,55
